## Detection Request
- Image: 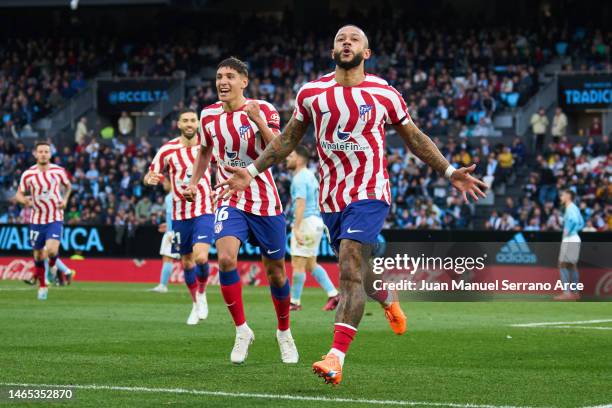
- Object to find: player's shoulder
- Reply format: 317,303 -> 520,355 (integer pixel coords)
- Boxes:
364,73 -> 391,86
298,72 -> 337,92
200,102 -> 225,119
160,137 -> 182,149
251,98 -> 278,111
48,163 -> 65,171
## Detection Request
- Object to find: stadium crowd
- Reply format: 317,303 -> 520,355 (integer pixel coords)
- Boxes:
2,125 -> 611,232
0,16 -> 610,231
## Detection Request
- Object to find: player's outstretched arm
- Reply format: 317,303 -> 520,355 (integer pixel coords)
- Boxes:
184,144 -> 213,202
215,117 -> 309,197
394,121 -> 488,202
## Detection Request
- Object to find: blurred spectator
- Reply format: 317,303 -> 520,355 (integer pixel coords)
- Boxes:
118,111 -> 134,137
530,107 -> 549,153
551,108 -> 568,143
75,117 -> 92,145
589,117 -> 603,137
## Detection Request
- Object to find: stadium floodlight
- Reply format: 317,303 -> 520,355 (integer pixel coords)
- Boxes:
70,0 -> 78,10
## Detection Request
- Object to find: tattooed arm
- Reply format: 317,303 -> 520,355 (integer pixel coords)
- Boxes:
394,121 -> 488,202
393,121 -> 449,174
216,117 -> 309,196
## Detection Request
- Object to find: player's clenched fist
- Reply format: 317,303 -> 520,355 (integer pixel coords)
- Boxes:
244,101 -> 262,123
183,184 -> 197,202
145,172 -> 163,186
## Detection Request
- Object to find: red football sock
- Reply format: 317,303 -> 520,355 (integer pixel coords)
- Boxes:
219,270 -> 245,326
197,276 -> 207,294
331,323 -> 357,354
271,295 -> 290,331
186,282 -> 197,302
270,280 -> 290,331
35,261 -> 46,288
368,288 -> 391,305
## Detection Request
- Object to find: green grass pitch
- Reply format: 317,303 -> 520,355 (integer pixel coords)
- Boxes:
0,280 -> 610,407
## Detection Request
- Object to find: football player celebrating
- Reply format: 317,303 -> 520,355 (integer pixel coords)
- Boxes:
144,109 -> 214,324
216,26 -> 487,384
186,57 -> 298,365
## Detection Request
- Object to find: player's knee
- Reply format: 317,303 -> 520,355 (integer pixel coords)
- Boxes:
194,253 -> 209,265
338,242 -> 363,282
217,253 -> 236,271
265,260 -> 286,286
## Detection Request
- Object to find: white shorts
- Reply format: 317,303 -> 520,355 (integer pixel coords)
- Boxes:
559,235 -> 581,264
160,231 -> 180,259
290,215 -> 325,258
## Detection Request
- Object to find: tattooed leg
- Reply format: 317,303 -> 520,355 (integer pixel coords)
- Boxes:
334,239 -> 371,328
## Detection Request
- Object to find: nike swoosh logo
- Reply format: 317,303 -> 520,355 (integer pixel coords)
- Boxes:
197,235 -> 208,239
346,227 -> 363,234
52,234 -> 59,238
267,249 -> 281,254
320,110 -> 330,115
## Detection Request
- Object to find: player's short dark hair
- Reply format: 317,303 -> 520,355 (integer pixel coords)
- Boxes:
294,145 -> 310,161
563,189 -> 575,200
34,140 -> 50,149
217,57 -> 249,77
177,108 -> 198,120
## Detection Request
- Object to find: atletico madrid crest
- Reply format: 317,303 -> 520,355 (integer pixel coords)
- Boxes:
239,125 -> 252,140
359,104 -> 373,122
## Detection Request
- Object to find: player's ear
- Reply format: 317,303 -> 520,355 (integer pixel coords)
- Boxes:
363,48 -> 372,60
241,75 -> 248,90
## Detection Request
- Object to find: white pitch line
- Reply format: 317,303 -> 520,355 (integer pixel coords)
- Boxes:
582,405 -> 612,408
0,382 -> 532,408
546,325 -> 612,331
510,319 -> 612,327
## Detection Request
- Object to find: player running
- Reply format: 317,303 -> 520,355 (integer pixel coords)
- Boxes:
144,109 -> 214,324
216,26 -> 487,384
186,57 -> 298,365
15,141 -> 72,300
554,189 -> 584,301
24,254 -> 75,286
286,146 -> 339,311
150,177 -> 180,293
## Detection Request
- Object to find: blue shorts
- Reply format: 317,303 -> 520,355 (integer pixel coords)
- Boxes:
29,222 -> 63,250
214,206 -> 286,260
172,214 -> 214,255
321,200 -> 389,253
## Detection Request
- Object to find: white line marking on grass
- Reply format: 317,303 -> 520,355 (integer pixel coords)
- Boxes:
547,325 -> 612,331
0,382 -> 533,408
582,405 -> 612,408
510,320 -> 612,327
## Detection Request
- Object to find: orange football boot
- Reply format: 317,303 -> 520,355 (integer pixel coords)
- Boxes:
312,353 -> 343,385
383,302 -> 407,335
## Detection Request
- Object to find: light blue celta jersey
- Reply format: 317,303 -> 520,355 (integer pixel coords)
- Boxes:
290,168 -> 320,220
563,202 -> 584,238
165,193 -> 173,231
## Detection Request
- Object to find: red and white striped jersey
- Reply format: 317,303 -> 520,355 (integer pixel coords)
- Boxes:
18,164 -> 71,224
199,99 -> 283,216
293,72 -> 411,212
149,136 -> 214,220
